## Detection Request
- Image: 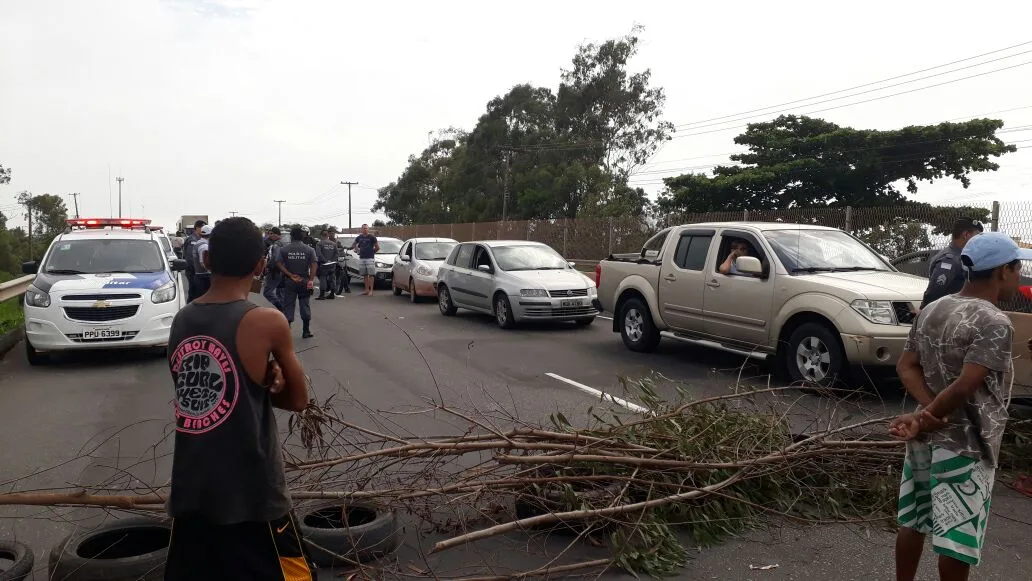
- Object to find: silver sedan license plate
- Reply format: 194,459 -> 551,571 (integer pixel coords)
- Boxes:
560,299 -> 583,308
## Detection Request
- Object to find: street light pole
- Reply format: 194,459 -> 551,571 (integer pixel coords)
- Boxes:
116,176 -> 124,217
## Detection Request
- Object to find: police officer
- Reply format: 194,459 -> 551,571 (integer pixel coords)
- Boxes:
921,217 -> 984,308
276,226 -> 318,338
262,227 -> 285,310
315,227 -> 340,300
192,224 -> 213,297
183,219 -> 206,303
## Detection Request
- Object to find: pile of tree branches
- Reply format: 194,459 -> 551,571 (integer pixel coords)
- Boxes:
0,377 -> 920,578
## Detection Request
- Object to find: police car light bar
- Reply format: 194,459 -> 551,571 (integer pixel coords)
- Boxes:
66,218 -> 152,229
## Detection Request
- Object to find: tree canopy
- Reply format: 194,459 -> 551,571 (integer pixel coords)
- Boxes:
373,28 -> 672,224
657,115 -> 1015,213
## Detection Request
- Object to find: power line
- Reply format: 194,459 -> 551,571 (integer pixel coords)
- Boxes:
671,60 -> 1032,140
671,40 -> 1032,130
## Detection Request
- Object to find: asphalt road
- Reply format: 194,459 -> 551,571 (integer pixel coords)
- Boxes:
0,289 -> 1026,579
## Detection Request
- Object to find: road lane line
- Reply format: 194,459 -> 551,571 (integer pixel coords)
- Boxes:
598,315 -> 613,320
545,372 -> 651,414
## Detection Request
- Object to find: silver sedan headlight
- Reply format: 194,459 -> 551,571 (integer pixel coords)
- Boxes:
520,289 -> 549,298
151,280 -> 177,304
587,286 -> 597,298
851,300 -> 896,325
25,285 -> 51,308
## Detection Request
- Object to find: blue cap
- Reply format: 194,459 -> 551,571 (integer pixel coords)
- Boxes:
961,232 -> 1032,272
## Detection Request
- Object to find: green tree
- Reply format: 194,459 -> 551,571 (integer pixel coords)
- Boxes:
373,28 -> 672,223
0,164 -> 10,185
657,115 -> 1015,213
18,191 -> 69,259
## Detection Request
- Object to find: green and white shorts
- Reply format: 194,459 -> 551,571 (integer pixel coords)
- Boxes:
897,441 -> 995,566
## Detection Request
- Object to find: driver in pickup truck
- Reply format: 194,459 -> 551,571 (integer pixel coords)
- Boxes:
718,238 -> 754,276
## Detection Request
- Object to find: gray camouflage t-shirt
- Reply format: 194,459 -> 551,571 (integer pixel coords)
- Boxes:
905,294 -> 1013,465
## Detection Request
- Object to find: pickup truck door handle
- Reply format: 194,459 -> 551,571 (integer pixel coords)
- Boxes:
663,274 -> 676,282
705,279 -> 720,288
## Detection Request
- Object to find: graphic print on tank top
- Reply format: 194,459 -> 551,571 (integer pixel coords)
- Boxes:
169,335 -> 240,434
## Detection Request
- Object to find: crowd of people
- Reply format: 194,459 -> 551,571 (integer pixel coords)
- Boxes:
179,219 -> 381,340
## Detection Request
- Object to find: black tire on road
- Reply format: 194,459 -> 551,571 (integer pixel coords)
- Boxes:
296,501 -> 401,567
783,322 -> 846,387
24,338 -> 49,366
619,297 -> 660,352
438,284 -> 457,316
494,294 -> 516,329
575,317 -> 595,326
48,517 -> 171,581
409,278 -> 419,303
0,540 -> 33,581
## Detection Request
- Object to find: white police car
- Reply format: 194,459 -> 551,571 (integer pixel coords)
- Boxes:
21,218 -> 188,365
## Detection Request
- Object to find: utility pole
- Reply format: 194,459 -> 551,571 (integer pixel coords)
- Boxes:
273,200 -> 286,227
68,193 -> 81,218
340,181 -> 358,229
116,176 -> 124,217
499,148 -> 515,222
20,196 -> 33,260
229,211 -> 238,217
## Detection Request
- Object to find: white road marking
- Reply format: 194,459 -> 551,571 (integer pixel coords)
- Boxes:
545,372 -> 651,415
598,315 -> 613,321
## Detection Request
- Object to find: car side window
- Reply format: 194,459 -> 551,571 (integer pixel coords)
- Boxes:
454,244 -> 475,269
642,228 -> 671,259
399,242 -> 409,258
472,246 -> 493,271
406,243 -> 414,258
673,234 -> 712,271
716,232 -> 768,277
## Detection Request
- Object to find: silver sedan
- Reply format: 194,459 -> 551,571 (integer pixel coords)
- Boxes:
435,240 -> 600,328
392,237 -> 458,302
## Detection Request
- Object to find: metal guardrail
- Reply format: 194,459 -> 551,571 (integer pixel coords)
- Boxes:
0,275 -> 33,303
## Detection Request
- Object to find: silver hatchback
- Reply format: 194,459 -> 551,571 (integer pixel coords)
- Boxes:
435,240 -> 600,328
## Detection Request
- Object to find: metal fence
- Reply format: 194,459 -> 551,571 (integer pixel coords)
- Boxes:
348,201 -> 1032,262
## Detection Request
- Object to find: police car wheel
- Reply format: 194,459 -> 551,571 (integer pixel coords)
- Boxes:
24,338 -> 49,366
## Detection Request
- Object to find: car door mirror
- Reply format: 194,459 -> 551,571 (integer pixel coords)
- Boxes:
400,254 -> 410,262
22,261 -> 39,275
477,264 -> 492,274
735,256 -> 763,276
170,259 -> 188,272
568,261 -> 576,268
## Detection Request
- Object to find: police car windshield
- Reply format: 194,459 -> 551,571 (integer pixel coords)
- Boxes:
43,239 -> 165,274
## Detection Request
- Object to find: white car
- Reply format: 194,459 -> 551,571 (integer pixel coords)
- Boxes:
21,218 -> 188,365
342,236 -> 403,287
435,240 -> 600,328
391,237 -> 458,302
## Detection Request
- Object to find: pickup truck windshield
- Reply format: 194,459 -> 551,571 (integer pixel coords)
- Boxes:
43,239 -> 165,274
763,229 -> 889,273
493,245 -> 569,271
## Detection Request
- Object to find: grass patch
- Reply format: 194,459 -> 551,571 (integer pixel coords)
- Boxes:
0,297 -> 24,335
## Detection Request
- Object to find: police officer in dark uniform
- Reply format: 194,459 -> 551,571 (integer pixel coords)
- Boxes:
276,226 -> 318,339
920,217 -> 984,308
315,227 -> 340,300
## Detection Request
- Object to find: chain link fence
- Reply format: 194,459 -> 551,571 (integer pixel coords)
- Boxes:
351,201 -> 1032,263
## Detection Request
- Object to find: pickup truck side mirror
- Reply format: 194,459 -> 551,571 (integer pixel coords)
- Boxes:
736,256 -> 764,276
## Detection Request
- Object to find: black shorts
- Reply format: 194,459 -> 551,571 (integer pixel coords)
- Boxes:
165,512 -> 313,581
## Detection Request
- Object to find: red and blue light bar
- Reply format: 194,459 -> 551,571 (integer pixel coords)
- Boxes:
66,218 -> 152,229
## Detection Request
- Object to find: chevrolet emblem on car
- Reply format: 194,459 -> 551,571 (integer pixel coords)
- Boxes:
93,300 -> 111,309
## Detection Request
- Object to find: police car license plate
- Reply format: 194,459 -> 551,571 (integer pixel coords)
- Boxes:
83,328 -> 121,340
560,299 -> 584,308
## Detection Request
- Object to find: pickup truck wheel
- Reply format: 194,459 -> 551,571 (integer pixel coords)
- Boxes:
619,298 -> 660,352
785,323 -> 845,386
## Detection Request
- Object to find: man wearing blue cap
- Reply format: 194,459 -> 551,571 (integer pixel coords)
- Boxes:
892,232 -> 1032,581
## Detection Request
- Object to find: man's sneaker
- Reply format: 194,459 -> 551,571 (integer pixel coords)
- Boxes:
302,330 -> 314,339
327,293 -> 336,300
315,294 -> 326,301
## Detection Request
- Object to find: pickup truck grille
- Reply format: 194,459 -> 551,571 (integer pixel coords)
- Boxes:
64,306 -> 139,322
523,305 -> 597,318
893,302 -> 917,325
548,289 -> 588,298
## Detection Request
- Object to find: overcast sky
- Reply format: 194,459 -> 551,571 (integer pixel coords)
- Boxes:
2,0 -> 1030,233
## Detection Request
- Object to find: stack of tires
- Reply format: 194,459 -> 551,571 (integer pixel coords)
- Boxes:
26,502 -> 400,580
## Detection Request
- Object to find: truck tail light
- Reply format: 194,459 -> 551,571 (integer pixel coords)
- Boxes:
1020,286 -> 1032,301
595,263 -> 602,287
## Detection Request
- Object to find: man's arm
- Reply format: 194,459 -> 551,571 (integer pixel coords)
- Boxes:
896,351 -> 936,406
373,236 -> 380,253
267,313 -> 308,411
307,248 -> 318,281
718,251 -> 738,275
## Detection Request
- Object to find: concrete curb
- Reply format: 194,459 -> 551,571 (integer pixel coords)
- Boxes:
0,325 -> 24,359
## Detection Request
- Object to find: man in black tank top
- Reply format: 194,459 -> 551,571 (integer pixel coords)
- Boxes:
165,217 -> 313,581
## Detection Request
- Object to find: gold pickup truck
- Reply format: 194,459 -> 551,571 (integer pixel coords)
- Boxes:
595,222 -> 927,385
